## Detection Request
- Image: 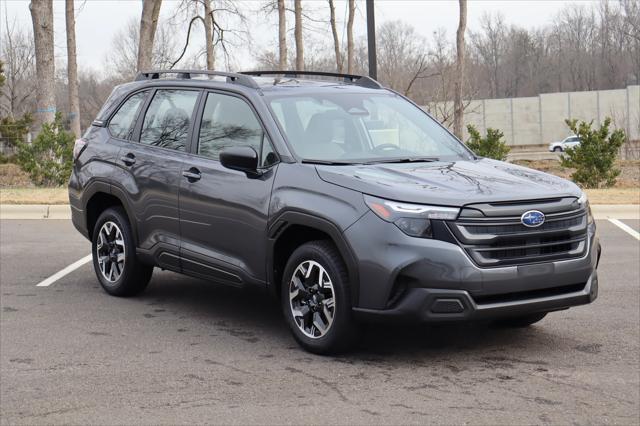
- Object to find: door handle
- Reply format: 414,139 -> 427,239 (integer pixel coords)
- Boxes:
120,153 -> 136,166
182,168 -> 201,181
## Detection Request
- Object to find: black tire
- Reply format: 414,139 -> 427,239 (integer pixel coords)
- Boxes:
281,240 -> 360,354
494,312 -> 547,328
553,147 -> 563,152
91,206 -> 153,297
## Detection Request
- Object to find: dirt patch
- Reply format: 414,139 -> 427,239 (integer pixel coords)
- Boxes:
0,164 -> 33,187
584,188 -> 639,204
512,159 -> 639,204
512,159 -> 640,189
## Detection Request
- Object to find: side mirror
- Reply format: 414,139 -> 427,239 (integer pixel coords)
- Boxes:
220,146 -> 260,175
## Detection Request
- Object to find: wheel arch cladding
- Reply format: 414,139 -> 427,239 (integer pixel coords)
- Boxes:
268,212 -> 360,305
86,192 -> 127,240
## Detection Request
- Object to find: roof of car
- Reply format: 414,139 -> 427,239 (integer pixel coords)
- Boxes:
132,70 -> 386,94
95,70 -> 387,123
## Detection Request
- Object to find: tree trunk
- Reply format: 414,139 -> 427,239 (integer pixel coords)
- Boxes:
294,0 -> 304,71
328,0 -> 342,73
277,0 -> 287,70
453,0 -> 467,139
65,0 -> 81,137
204,0 -> 215,70
137,0 -> 162,72
29,0 -> 56,132
347,0 -> 355,74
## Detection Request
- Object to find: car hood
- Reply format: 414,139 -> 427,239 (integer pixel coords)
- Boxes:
315,158 -> 581,207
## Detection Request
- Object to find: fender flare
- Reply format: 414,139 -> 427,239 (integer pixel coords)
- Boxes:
267,210 -> 360,305
82,180 -> 139,246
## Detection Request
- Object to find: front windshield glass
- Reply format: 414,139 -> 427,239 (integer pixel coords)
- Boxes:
267,92 -> 472,163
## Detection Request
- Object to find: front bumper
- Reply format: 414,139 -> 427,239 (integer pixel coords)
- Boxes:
353,270 -> 598,323
344,211 -> 600,322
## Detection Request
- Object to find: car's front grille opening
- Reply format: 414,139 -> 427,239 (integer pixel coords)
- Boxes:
447,200 -> 589,267
473,283 -> 586,305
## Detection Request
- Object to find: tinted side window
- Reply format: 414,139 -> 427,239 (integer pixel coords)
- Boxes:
198,92 -> 276,166
108,91 -> 147,139
140,89 -> 199,151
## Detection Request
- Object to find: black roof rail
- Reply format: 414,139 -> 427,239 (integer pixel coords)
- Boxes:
240,70 -> 383,89
135,69 -> 260,89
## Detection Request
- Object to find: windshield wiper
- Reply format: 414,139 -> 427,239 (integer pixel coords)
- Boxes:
361,157 -> 439,165
301,159 -> 357,165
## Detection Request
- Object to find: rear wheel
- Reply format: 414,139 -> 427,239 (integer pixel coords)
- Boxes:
281,240 -> 359,354
92,207 -> 153,297
495,312 -> 547,328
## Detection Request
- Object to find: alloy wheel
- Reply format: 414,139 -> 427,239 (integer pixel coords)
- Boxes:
289,260 -> 336,338
96,221 -> 126,283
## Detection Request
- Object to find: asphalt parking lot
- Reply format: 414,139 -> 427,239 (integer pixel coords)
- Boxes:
1,219 -> 638,425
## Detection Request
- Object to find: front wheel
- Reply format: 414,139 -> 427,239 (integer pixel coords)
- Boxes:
553,147 -> 563,152
281,240 -> 360,354
92,207 -> 153,297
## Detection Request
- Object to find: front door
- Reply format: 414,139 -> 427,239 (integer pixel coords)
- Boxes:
178,91 -> 279,287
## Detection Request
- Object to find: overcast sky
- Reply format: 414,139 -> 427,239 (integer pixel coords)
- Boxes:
2,0 -> 590,74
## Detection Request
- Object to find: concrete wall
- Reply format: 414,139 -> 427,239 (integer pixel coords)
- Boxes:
427,85 -> 640,147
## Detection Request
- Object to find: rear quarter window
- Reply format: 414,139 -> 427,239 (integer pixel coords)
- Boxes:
107,91 -> 148,139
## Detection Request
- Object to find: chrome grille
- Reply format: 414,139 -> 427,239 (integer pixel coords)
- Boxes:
448,200 -> 589,267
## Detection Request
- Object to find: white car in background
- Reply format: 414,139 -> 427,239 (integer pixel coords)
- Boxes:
549,135 -> 581,152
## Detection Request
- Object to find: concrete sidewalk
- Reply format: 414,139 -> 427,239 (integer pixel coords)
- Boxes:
1,204 -> 638,220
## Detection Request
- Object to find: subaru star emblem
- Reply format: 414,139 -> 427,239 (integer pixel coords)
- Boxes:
521,210 -> 545,227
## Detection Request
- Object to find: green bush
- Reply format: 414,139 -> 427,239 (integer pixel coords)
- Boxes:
0,114 -> 32,148
0,153 -> 17,164
465,125 -> 511,161
17,113 -> 74,186
560,118 -> 625,188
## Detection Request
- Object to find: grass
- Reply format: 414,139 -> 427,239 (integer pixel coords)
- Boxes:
0,187 -> 69,205
584,188 -> 639,205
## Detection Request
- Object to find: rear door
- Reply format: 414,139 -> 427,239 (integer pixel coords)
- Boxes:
178,90 -> 279,287
113,88 -> 202,270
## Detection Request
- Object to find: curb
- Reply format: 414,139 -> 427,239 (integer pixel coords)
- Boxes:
1,204 -> 639,220
1,204 -> 71,220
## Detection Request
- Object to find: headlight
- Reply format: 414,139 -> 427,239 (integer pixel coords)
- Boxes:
577,192 -> 594,224
577,192 -> 588,206
364,195 -> 460,238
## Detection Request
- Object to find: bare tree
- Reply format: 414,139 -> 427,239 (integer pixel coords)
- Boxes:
328,0 -> 342,72
294,0 -> 304,70
110,18 -> 181,79
375,21 -> 432,96
278,0 -> 287,70
170,0 -> 250,71
65,0 -> 81,136
0,21 -> 35,118
203,0 -> 215,70
29,0 -> 56,131
347,0 -> 355,74
137,0 -> 163,72
453,0 -> 467,138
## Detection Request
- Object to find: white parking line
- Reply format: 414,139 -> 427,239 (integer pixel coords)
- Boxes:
36,254 -> 92,287
608,219 -> 640,241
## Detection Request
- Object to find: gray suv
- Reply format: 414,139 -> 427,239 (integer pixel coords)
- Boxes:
69,70 -> 600,354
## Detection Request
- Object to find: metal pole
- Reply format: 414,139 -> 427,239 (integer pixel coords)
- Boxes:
366,0 -> 377,79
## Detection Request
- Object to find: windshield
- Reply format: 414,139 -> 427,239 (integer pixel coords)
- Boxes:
267,92 -> 472,163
